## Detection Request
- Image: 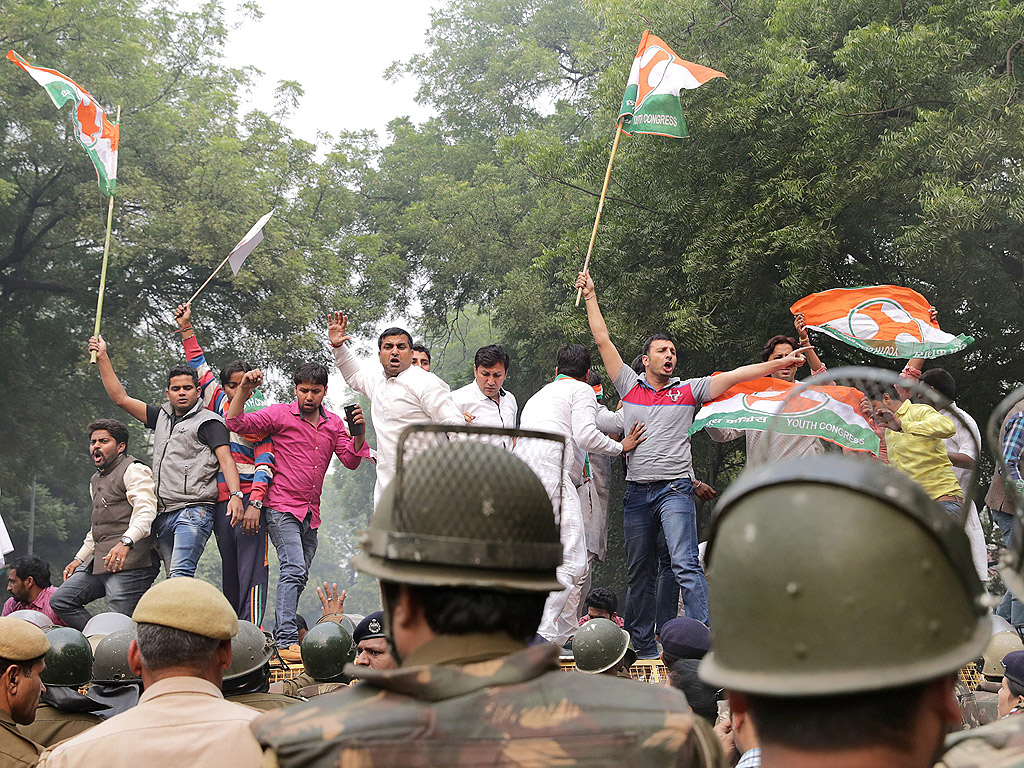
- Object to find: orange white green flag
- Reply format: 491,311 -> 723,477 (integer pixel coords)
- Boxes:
618,31 -> 726,138
791,285 -> 974,360
690,376 -> 880,454
7,50 -> 119,196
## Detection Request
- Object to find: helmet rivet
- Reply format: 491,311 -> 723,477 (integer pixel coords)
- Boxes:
786,582 -> 800,597
929,620 -> 941,635
794,643 -> 808,659
921,558 -> 933,574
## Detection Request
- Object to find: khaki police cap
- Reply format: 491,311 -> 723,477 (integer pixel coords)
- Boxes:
132,577 -> 237,640
0,616 -> 51,661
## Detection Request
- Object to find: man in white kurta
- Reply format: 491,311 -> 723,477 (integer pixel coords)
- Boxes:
328,314 -> 465,506
515,346 -> 639,646
452,344 -> 518,450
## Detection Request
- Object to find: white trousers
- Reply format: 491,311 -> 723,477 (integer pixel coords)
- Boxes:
537,470 -> 588,646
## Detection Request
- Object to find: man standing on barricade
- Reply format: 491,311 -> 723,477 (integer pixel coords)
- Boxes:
327,312 -> 465,506
225,362 -> 368,661
576,270 -> 808,655
174,302 -> 275,626
453,344 -> 518,449
252,427 -> 723,768
51,420 -> 159,629
89,335 -> 241,578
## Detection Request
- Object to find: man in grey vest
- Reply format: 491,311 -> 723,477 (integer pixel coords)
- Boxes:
90,335 -> 242,577
51,420 -> 161,628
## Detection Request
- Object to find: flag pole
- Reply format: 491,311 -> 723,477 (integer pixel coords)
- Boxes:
186,252 -> 233,305
90,105 -> 119,365
575,118 -> 625,307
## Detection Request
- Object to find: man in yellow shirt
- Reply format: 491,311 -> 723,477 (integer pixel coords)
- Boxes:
876,389 -> 961,515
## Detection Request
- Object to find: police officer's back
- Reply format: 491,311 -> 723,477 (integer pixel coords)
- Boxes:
252,427 -> 723,768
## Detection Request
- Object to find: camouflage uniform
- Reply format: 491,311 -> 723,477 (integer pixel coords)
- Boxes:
252,428 -> 723,768
254,634 -> 722,768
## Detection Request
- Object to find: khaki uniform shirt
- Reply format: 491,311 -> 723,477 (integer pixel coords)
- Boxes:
18,702 -> 102,747
39,676 -> 263,768
228,691 -> 305,712
0,709 -> 41,768
253,632 -> 724,768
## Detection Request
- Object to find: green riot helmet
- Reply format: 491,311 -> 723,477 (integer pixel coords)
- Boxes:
352,425 -> 563,592
300,622 -> 356,683
41,627 -> 94,687
572,619 -> 637,674
224,621 -> 274,682
92,628 -> 140,684
980,631 -> 1024,680
7,609 -> 57,630
699,453 -> 989,696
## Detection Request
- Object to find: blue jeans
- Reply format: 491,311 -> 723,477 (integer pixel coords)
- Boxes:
51,559 -> 160,630
153,505 -> 215,578
655,529 -> 680,633
266,508 -> 318,648
994,508 -> 1024,627
623,479 -> 709,657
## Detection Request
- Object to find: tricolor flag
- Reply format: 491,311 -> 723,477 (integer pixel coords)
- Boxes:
690,377 -> 880,454
618,31 -> 726,138
7,50 -> 119,196
791,286 -> 974,360
228,209 -> 275,275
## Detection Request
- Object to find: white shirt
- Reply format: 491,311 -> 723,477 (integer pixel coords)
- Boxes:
943,402 -> 981,492
452,382 -> 518,449
515,377 -> 623,487
77,462 -> 158,562
332,344 -> 465,504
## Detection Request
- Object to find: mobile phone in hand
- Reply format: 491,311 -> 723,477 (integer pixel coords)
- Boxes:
344,404 -> 364,436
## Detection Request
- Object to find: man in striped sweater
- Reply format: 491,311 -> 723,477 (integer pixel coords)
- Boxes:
176,303 -> 274,626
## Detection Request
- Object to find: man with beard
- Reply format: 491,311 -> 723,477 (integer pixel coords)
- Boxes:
51,420 -> 160,628
225,363 -> 368,661
90,336 -> 241,578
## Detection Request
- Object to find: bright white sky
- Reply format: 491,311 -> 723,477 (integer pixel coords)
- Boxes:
204,0 -> 438,141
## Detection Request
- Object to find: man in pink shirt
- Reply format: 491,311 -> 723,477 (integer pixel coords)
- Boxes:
225,362 -> 368,661
3,555 -> 65,626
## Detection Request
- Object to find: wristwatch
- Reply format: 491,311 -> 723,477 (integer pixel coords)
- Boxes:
230,490 -> 244,500
119,535 -> 134,549
249,499 -> 264,510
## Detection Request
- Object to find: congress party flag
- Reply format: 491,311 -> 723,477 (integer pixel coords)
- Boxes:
690,377 -> 880,454
228,209 -> 274,275
618,31 -> 726,138
791,286 -> 974,360
7,50 -> 119,196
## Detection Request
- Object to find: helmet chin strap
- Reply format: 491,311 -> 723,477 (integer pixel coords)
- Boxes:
378,582 -> 403,667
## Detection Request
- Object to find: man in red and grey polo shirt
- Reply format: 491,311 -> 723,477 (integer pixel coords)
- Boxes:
577,271 -> 808,657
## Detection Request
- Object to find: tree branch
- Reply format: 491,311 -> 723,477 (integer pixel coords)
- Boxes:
841,100 -> 952,117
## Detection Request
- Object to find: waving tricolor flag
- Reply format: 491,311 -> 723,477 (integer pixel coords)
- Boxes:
618,32 -> 726,138
691,377 -> 880,454
7,50 -> 119,196
791,286 -> 974,360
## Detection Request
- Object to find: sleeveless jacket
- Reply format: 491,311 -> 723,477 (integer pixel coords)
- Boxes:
151,399 -> 222,513
89,453 -> 155,573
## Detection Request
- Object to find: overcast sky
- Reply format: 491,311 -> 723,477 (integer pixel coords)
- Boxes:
202,0 -> 438,141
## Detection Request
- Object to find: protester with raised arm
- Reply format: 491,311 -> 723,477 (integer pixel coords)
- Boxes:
327,312 -> 464,505
89,336 -> 240,578
576,270 -> 808,657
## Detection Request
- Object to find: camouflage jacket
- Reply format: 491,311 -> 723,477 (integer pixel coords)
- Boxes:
253,632 -> 724,768
939,713 -> 1024,767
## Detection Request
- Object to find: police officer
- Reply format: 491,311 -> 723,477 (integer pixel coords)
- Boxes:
40,577 -> 263,768
0,615 -> 50,767
352,611 -> 397,671
293,622 -> 356,697
252,425 -> 724,767
571,617 -> 637,675
698,453 -> 989,768
223,621 -> 304,711
18,627 -> 106,746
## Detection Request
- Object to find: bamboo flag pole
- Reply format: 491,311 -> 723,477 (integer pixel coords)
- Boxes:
90,105 -> 120,364
574,118 -> 625,307
186,252 -> 232,305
